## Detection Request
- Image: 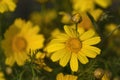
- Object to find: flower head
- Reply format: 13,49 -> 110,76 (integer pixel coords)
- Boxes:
46,25 -> 101,72
71,0 -> 112,12
1,18 -> 45,66
56,73 -> 78,80
0,0 -> 16,13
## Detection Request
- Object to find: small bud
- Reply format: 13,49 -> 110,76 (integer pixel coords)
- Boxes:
72,13 -> 82,23
101,70 -> 112,80
94,68 -> 104,79
6,67 -> 12,75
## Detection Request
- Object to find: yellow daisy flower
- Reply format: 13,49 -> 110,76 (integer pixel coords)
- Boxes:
0,71 -> 5,80
72,0 -> 112,12
56,73 -> 78,80
1,18 -> 45,66
0,0 -> 16,13
46,25 -> 101,72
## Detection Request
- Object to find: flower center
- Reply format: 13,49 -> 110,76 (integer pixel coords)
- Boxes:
12,37 -> 27,52
66,38 -> 82,53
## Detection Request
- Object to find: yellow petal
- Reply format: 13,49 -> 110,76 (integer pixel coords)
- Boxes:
70,53 -> 78,72
78,27 -> 85,35
70,76 -> 78,80
59,51 -> 71,67
51,39 -> 66,43
83,45 -> 101,54
5,56 -> 15,66
81,48 -> 97,58
56,73 -> 64,80
64,75 -> 78,80
90,9 -> 103,21
46,43 -> 65,53
64,25 -> 76,37
64,75 -> 69,80
95,0 -> 111,8
80,29 -> 95,41
4,25 -> 19,38
55,33 -> 69,40
77,52 -> 88,64
82,37 -> 101,45
20,24 -> 31,35
27,35 -> 44,49
5,0 -> 16,11
51,48 -> 66,62
14,52 -> 26,66
48,34 -> 69,44
26,26 -> 40,35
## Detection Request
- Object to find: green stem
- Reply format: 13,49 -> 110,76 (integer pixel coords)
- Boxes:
19,70 -> 25,80
31,66 -> 36,80
106,25 -> 120,39
100,25 -> 120,48
78,61 -> 96,77
75,23 -> 78,32
75,23 -> 79,37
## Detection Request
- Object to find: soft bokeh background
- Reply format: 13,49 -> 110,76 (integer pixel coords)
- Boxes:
0,0 -> 120,80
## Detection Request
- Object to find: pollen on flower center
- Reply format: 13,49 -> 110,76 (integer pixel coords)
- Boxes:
12,37 -> 27,52
66,38 -> 82,53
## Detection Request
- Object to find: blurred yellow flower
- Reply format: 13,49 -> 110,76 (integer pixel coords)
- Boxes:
89,9 -> 103,21
45,25 -> 101,71
59,12 -> 72,24
29,12 -> 42,25
0,71 -> 5,80
71,0 -> 111,21
56,73 -> 78,80
105,23 -> 118,35
30,10 -> 57,25
1,18 -> 45,66
71,0 -> 112,12
0,0 -> 16,13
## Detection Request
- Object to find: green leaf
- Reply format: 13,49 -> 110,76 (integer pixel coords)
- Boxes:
87,12 -> 101,34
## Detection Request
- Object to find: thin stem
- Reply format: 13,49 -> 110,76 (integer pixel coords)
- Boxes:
106,25 -> 120,39
19,70 -> 25,80
75,23 -> 79,38
100,25 -> 120,47
31,66 -> 36,80
75,23 -> 78,32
